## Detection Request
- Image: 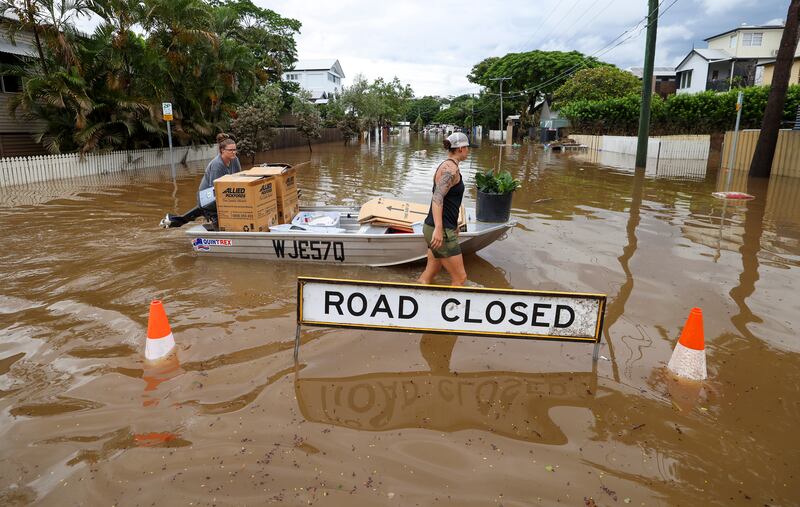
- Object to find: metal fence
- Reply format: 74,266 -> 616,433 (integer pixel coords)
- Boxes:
721,129 -> 800,177
0,144 -> 217,188
570,134 -> 711,160
0,127 -> 347,188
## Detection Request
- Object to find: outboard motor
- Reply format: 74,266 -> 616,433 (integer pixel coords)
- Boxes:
159,187 -> 218,229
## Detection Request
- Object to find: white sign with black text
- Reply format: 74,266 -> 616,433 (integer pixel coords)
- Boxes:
298,278 -> 605,343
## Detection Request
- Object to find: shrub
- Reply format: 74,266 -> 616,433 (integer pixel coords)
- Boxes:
561,85 -> 800,135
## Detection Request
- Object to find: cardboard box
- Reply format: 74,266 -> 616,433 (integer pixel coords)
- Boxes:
214,174 -> 278,232
241,164 -> 299,224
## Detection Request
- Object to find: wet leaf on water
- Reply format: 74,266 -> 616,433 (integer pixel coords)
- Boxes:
544,465 -> 554,472
584,497 -> 597,507
624,498 -> 632,503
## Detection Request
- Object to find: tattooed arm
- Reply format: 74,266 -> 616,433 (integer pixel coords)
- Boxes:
429,161 -> 458,250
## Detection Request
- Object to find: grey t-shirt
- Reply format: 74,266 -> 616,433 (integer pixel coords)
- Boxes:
198,154 -> 241,191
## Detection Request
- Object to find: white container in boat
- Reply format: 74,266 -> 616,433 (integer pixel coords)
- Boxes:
292,211 -> 341,228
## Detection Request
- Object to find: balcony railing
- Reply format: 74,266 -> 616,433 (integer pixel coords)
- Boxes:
706,80 -> 730,92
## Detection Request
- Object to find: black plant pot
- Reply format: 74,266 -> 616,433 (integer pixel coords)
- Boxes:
476,189 -> 513,222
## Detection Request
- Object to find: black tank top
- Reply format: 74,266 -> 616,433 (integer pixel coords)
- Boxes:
424,159 -> 464,230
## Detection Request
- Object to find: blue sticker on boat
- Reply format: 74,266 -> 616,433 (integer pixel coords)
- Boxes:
192,238 -> 233,251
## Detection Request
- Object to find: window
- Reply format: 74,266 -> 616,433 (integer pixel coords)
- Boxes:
1,75 -> 21,93
0,53 -> 23,92
286,73 -> 300,81
712,70 -> 719,80
743,32 -> 763,47
730,35 -> 737,48
679,70 -> 693,89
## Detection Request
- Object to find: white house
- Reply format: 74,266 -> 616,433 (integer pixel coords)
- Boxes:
282,59 -> 345,104
0,17 -> 47,156
675,24 -> 785,94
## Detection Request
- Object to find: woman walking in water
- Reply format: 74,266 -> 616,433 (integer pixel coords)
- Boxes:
418,132 -> 470,286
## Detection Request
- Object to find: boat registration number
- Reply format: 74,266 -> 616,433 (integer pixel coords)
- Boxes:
272,240 -> 345,262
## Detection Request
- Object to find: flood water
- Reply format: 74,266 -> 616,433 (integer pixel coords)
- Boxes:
1,136 -> 799,506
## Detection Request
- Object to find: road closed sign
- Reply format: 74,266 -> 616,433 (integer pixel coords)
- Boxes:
297,278 -> 606,343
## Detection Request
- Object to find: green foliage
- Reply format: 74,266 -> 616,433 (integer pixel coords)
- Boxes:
292,90 -> 322,151
552,66 -> 641,107
337,113 -> 359,144
475,169 -> 521,195
433,94 -> 475,127
469,50 -> 608,116
230,84 -> 281,163
404,96 -> 442,124
561,85 -> 800,135
412,114 -> 424,133
0,0 -> 301,153
339,74 -> 414,134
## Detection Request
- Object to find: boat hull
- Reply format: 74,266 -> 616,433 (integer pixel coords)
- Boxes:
183,207 -> 514,267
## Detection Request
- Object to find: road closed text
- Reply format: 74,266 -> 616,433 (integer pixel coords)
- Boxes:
300,279 -> 605,342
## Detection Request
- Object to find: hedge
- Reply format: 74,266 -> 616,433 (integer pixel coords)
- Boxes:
560,85 -> 800,135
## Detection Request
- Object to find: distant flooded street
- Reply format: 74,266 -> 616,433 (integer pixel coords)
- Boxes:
1,136 -> 799,506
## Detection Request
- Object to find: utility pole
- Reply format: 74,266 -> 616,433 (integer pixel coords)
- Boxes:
635,0 -> 659,168
471,98 -> 475,140
489,77 -> 511,142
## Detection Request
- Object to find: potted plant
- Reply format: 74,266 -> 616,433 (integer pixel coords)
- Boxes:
474,169 -> 521,222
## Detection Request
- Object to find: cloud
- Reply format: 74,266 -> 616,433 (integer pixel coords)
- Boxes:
266,0 -> 791,95
700,0 -> 757,15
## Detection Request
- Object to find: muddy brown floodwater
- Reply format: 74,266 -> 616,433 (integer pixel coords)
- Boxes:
1,137 -> 799,506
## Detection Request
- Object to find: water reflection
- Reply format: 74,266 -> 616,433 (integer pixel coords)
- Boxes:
295,333 -> 597,444
573,150 -> 709,180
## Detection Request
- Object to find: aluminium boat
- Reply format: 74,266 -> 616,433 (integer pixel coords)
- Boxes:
184,206 -> 514,267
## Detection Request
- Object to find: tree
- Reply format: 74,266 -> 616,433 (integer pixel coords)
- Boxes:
412,114 -> 424,133
292,90 -> 321,152
2,0 -> 301,153
468,50 -> 607,111
230,83 -> 282,164
339,74 -> 414,140
552,66 -> 641,107
404,96 -> 442,124
749,0 -> 800,178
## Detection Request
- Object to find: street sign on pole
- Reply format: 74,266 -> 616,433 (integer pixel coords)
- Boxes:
163,102 -> 175,179
162,102 -> 173,121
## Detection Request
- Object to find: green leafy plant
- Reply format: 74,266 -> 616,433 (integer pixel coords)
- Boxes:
475,169 -> 521,194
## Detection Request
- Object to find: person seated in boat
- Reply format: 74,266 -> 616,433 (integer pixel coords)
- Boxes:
199,133 -> 241,191
158,133 -> 241,229
417,132 -> 470,286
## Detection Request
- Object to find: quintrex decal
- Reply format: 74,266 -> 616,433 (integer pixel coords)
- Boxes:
192,238 -> 233,251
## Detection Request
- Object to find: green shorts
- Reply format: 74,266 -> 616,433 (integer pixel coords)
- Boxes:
423,223 -> 462,258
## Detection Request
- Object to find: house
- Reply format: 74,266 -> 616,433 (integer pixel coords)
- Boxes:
0,18 -> 47,156
756,46 -> 800,86
627,67 -> 677,98
282,59 -> 345,104
675,24 -> 785,94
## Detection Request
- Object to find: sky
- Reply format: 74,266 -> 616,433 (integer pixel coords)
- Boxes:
259,0 -> 790,97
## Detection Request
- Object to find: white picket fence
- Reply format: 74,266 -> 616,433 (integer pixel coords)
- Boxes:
0,144 -> 217,188
570,134 -> 710,160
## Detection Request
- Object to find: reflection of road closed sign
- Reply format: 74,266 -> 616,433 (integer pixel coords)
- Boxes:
297,278 -> 606,343
162,102 -> 173,121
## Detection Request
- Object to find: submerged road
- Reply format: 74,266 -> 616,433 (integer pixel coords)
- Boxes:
0,137 -> 798,505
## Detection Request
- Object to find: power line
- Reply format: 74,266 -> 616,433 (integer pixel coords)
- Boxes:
534,0 -> 589,49
485,0 -> 679,100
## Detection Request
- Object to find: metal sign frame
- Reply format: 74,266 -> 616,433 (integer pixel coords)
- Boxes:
295,277 -> 606,362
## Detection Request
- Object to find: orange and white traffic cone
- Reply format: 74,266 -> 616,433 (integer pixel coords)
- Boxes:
667,307 -> 706,381
145,300 -> 176,361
